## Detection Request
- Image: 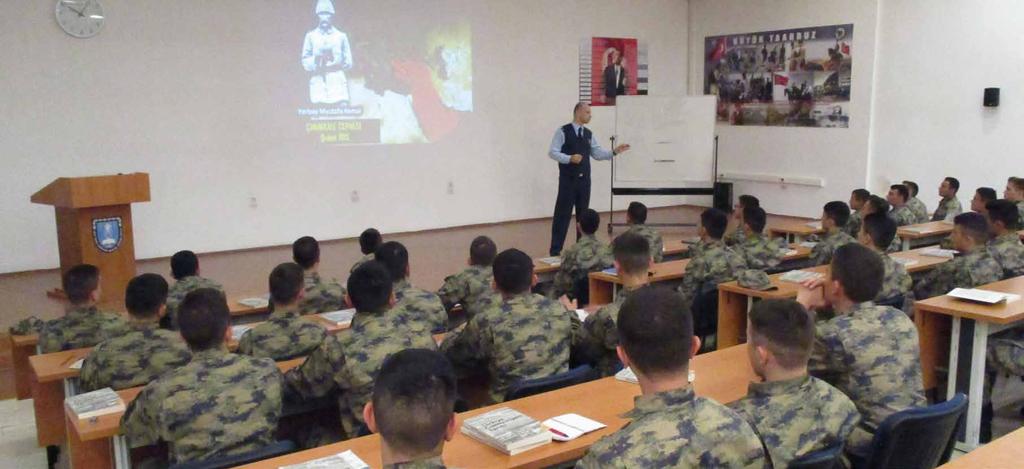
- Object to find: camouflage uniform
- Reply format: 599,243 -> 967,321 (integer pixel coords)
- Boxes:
889,205 -> 918,227
988,233 -> 1024,279
350,253 -> 374,273
9,316 -> 44,335
576,387 -> 766,468
38,306 -> 127,353
810,231 -> 857,266
1018,201 -> 1024,223
80,322 -> 192,392
876,253 -> 913,303
907,197 -> 930,224
122,349 -> 283,465
578,286 -> 639,376
989,329 -> 1024,378
724,224 -> 747,246
393,279 -> 449,334
298,271 -> 346,315
442,292 -> 579,404
735,233 -> 785,270
730,375 -> 860,468
931,197 -> 962,222
384,457 -> 446,469
844,211 -> 863,239
626,224 -> 664,262
553,234 -> 613,297
809,302 -> 926,454
678,240 -> 746,307
437,264 -> 498,320
237,306 -> 326,360
913,248 -> 1003,300
285,311 -> 438,438
166,276 -> 223,330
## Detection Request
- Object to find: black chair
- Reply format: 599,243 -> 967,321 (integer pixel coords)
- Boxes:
788,444 -> 844,469
875,294 -> 905,309
572,275 -> 591,307
169,440 -> 297,469
504,365 -> 598,401
691,282 -> 719,349
858,393 -> 968,469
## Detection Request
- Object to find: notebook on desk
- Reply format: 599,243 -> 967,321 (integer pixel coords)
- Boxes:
948,288 -> 1021,305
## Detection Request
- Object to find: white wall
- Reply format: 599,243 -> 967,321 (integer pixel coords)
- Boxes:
688,0 -> 880,217
0,0 -> 690,273
868,0 -> 1024,208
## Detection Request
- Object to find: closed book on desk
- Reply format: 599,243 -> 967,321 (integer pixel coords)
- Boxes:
319,308 -> 355,327
948,288 -> 1021,305
279,450 -> 369,469
461,407 -> 552,455
65,387 -> 125,420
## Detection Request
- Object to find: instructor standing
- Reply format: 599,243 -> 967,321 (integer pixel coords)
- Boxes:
548,102 -> 630,256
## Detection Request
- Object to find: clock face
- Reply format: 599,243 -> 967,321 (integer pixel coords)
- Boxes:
55,0 -> 104,38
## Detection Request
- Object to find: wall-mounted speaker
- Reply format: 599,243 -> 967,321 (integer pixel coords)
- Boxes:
984,88 -> 1000,107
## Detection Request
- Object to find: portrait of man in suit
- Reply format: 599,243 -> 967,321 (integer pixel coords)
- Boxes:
602,47 -> 628,104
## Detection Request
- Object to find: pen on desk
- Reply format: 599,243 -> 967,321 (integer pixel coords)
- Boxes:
549,427 -> 570,439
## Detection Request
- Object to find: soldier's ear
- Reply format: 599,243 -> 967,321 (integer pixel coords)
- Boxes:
467,256 -> 472,267
363,402 -> 378,434
613,259 -> 622,272
157,304 -> 167,319
616,345 -> 632,370
343,294 -> 353,309
295,286 -> 306,301
444,413 -> 457,441
690,336 -> 701,359
531,274 -> 538,288
387,292 -> 397,307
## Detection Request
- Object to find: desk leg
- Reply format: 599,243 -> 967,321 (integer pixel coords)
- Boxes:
717,291 -> 748,348
67,413 -> 113,469
12,342 -> 35,400
949,318 -> 989,450
588,278 -> 612,307
915,309 -> 950,392
114,435 -> 131,469
31,379 -> 65,447
902,237 -> 911,251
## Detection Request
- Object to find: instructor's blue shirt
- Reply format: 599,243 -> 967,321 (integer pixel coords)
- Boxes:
548,124 -> 615,164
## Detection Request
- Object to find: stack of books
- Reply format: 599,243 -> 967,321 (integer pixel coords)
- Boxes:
279,450 -> 370,469
230,324 -> 253,342
319,308 -> 356,327
779,270 -> 824,283
65,387 -> 125,420
461,407 -> 552,455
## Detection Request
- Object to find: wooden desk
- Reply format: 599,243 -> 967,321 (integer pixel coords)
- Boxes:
717,265 -> 830,348
914,276 -> 1024,449
768,219 -> 823,243
533,260 -> 560,283
938,426 -> 1024,468
587,259 -> 690,306
897,221 -> 954,251
239,345 -> 755,469
889,247 -> 955,274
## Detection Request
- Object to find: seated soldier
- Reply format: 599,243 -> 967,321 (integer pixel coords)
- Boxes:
844,188 -> 871,238
164,250 -> 223,330
678,208 -> 747,310
553,209 -> 613,300
1004,177 -> 1024,221
886,184 -> 918,227
39,264 -> 127,353
363,349 -> 457,468
730,299 -> 859,468
986,199 -> 1024,278
971,187 -> 998,216
862,195 -> 900,253
286,261 -> 438,441
734,206 -> 785,271
932,177 -> 963,221
579,232 -> 652,376
810,201 -> 857,266
122,288 -> 283,466
442,248 -> 580,404
857,213 -> 912,303
913,212 -> 1003,300
81,274 -> 191,392
796,244 -> 926,458
438,236 -> 499,321
376,241 -> 448,334
576,287 -> 766,468
725,194 -> 761,246
292,236 -> 346,315
238,263 -> 327,360
902,180 -> 930,223
624,201 -> 664,262
351,228 -> 383,273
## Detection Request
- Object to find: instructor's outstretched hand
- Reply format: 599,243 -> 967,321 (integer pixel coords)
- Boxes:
614,144 -> 631,155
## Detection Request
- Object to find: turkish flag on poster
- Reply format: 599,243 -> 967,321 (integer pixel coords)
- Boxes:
707,38 -> 727,62
841,42 -> 850,54
773,74 -> 789,86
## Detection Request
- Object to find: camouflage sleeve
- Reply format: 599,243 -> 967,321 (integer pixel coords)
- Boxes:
38,324 -> 62,354
653,235 -> 665,262
79,348 -> 106,393
426,294 -> 449,333
577,311 -> 614,362
258,360 -> 285,421
441,314 -> 491,372
809,243 -> 828,266
437,274 -> 467,310
553,250 -> 578,297
914,263 -> 953,300
284,337 -> 343,400
898,267 -> 913,294
678,257 -> 705,305
808,324 -> 847,380
9,316 -> 44,335
122,383 -> 162,449
237,330 -> 254,356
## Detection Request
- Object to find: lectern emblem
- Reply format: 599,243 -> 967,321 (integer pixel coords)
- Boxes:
92,217 -> 123,253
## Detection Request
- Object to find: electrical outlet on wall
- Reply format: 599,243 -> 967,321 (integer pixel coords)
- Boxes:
351,190 -> 359,203
447,181 -> 454,195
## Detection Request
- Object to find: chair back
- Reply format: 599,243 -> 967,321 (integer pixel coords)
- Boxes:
787,443 -> 843,469
692,281 -> 719,343
504,365 -> 597,401
169,440 -> 297,469
862,394 -> 968,469
875,294 -> 905,309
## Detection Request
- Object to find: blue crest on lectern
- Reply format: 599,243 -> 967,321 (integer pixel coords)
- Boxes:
92,217 -> 123,253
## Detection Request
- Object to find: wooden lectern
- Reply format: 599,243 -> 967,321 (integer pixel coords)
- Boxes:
31,173 -> 150,304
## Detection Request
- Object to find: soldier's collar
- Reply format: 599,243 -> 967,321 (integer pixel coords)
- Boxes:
271,305 -> 301,318
993,232 -> 1019,243
846,301 -> 877,315
65,304 -> 98,316
394,278 -> 413,290
383,455 -> 445,469
129,320 -> 161,331
501,291 -> 535,303
627,385 -> 696,419
305,270 -> 322,283
746,375 -> 811,397
192,346 -> 231,360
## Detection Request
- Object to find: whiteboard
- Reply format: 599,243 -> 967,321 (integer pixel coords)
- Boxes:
613,95 -> 717,188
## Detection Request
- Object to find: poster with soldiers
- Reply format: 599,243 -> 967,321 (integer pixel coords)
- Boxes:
704,24 -> 852,128
579,37 -> 649,107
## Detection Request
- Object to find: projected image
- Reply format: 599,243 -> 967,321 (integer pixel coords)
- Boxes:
297,0 -> 472,145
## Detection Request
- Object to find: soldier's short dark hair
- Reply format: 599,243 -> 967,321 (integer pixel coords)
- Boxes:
944,177 -> 960,192
738,194 -> 761,209
125,273 -> 168,319
1009,177 -> 1024,192
613,232 -> 650,275
891,184 -> 910,202
902,180 -> 919,197
862,213 -> 898,250
831,244 -> 883,302
347,261 -> 393,313
577,209 -> 600,235
743,206 -> 767,233
170,250 -> 200,280
749,299 -> 814,370
617,286 -> 693,376
627,202 -> 648,224
954,212 -> 991,243
292,236 -> 320,269
375,241 -> 409,282
269,262 -> 304,305
373,349 -> 457,456
359,228 -> 383,255
63,264 -> 100,305
976,187 -> 998,205
851,189 -> 871,203
178,288 -> 229,351
469,236 -> 497,267
986,199 -> 1021,230
866,195 -> 890,215
823,201 -> 851,227
701,208 -> 729,239
492,248 -> 534,294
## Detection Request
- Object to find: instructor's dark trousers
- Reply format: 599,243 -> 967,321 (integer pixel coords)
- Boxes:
550,174 -> 591,256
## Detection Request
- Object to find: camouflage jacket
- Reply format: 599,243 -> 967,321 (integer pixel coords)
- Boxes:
576,386 -> 766,468
80,321 -> 191,392
626,224 -> 664,262
393,279 -> 449,334
1018,201 -> 1024,223
384,456 -> 446,469
988,328 -> 1024,377
810,230 -> 857,266
10,316 -> 45,335
237,306 -> 326,360
298,271 -> 346,315
809,302 -> 926,454
122,349 -> 283,465
988,233 -> 1024,279
39,306 -> 127,353
553,235 -> 613,297
736,233 -> 785,270
166,276 -> 223,330
678,240 -> 747,306
284,310 -> 438,438
876,252 -> 913,302
913,248 -> 1003,300
437,264 -> 498,320
730,375 -> 860,468
442,292 -> 579,404
931,197 -> 962,222
578,286 -> 639,376
350,253 -> 375,273
843,211 -> 863,239
889,205 -> 918,227
907,197 -> 929,224
724,224 -> 748,246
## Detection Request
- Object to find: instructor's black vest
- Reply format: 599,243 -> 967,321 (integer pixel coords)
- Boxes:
559,124 -> 592,179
